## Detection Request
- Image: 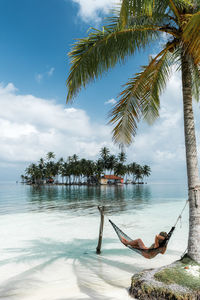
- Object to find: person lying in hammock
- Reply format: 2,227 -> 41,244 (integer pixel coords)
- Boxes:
121,231 -> 168,259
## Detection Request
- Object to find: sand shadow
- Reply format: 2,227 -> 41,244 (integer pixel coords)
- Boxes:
0,237 -> 141,299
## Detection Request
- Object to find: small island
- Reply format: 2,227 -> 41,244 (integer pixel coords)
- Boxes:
21,147 -> 151,186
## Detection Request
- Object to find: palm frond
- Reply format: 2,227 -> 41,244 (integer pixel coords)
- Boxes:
67,25 -> 160,101
194,0 -> 200,10
119,0 -> 173,27
109,44 -> 175,145
166,0 -> 194,26
182,11 -> 200,65
168,0 -> 181,21
119,0 -> 193,26
119,0 -> 129,28
175,0 -> 193,8
120,0 -> 154,21
108,11 -> 178,32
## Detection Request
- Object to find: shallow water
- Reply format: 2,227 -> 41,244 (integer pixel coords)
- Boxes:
0,183 -> 189,299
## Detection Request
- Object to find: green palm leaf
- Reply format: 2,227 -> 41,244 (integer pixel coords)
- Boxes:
191,59 -> 200,101
182,11 -> 200,64
119,0 -> 192,26
110,44 -> 174,145
67,25 -> 160,101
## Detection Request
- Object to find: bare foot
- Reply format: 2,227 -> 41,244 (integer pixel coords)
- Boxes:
121,236 -> 128,246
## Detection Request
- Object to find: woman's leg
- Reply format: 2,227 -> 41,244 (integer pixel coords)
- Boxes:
129,238 -> 148,249
121,237 -> 147,249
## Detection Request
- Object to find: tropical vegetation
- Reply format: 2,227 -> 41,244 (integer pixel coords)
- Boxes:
21,149 -> 151,185
66,0 -> 200,263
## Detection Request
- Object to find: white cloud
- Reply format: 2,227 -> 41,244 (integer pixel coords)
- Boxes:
0,82 -> 17,94
35,67 -> 55,83
35,73 -> 43,83
0,83 -> 115,175
47,67 -> 55,77
1,71 -> 200,183
70,0 -> 117,22
104,98 -> 117,105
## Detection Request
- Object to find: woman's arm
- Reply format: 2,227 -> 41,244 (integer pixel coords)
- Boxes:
154,234 -> 165,248
154,235 -> 160,248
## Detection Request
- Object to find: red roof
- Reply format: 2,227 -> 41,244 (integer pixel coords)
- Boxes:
104,175 -> 123,180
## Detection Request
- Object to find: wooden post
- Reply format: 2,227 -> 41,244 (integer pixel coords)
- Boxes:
96,206 -> 105,254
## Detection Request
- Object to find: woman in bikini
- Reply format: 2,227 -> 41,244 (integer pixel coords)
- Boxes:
121,231 -> 168,259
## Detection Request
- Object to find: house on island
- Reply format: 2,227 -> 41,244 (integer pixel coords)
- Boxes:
100,175 -> 124,185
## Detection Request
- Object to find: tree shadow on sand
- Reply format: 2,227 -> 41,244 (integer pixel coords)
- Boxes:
0,237 -> 181,299
0,237 -> 144,299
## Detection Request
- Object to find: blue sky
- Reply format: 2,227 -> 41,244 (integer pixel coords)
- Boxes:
0,0 -> 147,120
0,0 -> 198,183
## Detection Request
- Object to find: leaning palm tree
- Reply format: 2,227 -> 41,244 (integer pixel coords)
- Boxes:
67,0 -> 200,263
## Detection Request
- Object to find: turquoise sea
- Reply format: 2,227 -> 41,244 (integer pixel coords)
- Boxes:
0,182 -> 188,299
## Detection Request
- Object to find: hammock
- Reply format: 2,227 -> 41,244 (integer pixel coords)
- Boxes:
109,219 -> 175,258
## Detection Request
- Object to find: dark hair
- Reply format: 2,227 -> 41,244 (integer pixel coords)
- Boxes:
158,232 -> 168,245
158,231 -> 167,246
159,231 -> 167,238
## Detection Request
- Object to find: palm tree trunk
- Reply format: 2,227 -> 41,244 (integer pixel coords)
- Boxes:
181,52 -> 200,263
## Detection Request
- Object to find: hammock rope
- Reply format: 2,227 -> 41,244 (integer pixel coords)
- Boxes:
173,199 -> 189,228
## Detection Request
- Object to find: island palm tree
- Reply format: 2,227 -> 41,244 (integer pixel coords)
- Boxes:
142,165 -> 151,182
46,152 -> 55,161
118,151 -> 127,164
107,154 -> 117,174
135,164 -> 144,183
72,154 -> 79,162
114,162 -> 127,178
58,157 -> 65,184
67,0 -> 200,262
100,147 -> 110,174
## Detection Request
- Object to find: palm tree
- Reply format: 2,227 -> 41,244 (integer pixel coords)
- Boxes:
114,162 -> 127,177
135,164 -> 144,184
46,152 -> 55,161
95,159 -> 104,180
67,1 -> 200,262
107,154 -> 117,174
100,147 -> 110,174
25,163 -> 43,184
118,151 -> 127,164
100,147 -> 110,159
63,161 -> 71,184
38,158 -> 45,182
143,165 -> 151,182
72,154 -> 79,162
67,156 -> 73,163
125,163 -> 132,183
129,162 -> 138,183
58,158 -> 65,184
